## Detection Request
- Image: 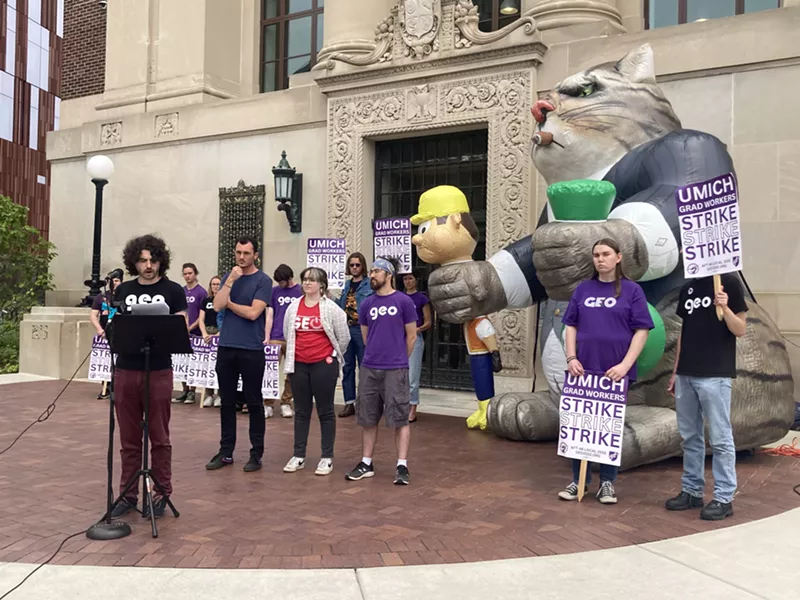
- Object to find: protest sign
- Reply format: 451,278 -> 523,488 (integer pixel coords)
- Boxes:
186,336 -> 209,388
676,172 -> 742,279
373,218 -> 412,274
261,343 -> 281,399
557,372 -> 628,467
88,335 -> 113,382
307,238 -> 347,290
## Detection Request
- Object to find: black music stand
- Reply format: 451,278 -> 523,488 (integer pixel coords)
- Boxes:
106,312 -> 191,538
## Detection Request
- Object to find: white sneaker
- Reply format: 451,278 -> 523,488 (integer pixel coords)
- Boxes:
213,395 -> 221,407
281,404 -> 294,418
264,406 -> 274,418
315,458 -> 333,476
283,456 -> 305,473
203,395 -> 213,407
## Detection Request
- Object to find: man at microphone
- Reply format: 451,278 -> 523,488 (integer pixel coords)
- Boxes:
110,234 -> 187,519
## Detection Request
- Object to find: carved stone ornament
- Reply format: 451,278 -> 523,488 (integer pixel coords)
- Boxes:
326,70 -> 533,374
31,324 -> 49,340
100,122 -> 122,147
315,0 -> 537,72
155,113 -> 179,138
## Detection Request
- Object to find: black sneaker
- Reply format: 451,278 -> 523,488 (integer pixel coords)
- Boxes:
596,481 -> 618,504
557,482 -> 588,501
665,491 -> 704,511
700,500 -> 733,521
205,453 -> 233,470
183,391 -> 196,404
244,457 -> 262,472
394,465 -> 410,485
97,391 -> 110,400
142,496 -> 167,519
338,403 -> 355,418
345,461 -> 374,481
173,390 -> 190,404
110,498 -> 136,518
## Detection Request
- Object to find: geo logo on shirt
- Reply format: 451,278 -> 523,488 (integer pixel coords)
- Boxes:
684,296 -> 713,315
125,294 -> 166,306
583,296 -> 618,308
295,315 -> 323,331
369,306 -> 398,320
277,296 -> 295,306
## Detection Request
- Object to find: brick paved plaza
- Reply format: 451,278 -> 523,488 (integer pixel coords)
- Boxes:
0,380 -> 797,570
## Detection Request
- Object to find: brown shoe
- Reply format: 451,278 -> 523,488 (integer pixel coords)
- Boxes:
338,403 -> 355,418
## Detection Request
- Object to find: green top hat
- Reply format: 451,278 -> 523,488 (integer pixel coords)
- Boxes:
547,179 -> 616,221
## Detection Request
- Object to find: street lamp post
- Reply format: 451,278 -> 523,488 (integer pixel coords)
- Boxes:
81,155 -> 115,307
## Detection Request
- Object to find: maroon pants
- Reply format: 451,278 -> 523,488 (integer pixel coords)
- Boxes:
114,368 -> 173,501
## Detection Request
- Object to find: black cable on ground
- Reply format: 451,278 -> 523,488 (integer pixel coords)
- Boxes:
0,531 -> 86,599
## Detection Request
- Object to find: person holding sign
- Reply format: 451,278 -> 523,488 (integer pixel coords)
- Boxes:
559,238 -> 653,504
199,275 -> 222,407
89,270 -> 123,400
402,271 -> 431,423
281,267 -> 350,476
665,273 -> 747,521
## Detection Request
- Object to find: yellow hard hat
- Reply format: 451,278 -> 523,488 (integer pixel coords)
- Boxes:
410,185 -> 470,226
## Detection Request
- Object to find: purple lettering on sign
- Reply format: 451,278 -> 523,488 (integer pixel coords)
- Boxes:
557,371 -> 628,467
676,172 -> 743,278
373,218 -> 412,274
306,238 -> 347,290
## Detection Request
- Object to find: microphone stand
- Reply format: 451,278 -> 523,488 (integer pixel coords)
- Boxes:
86,279 -> 132,540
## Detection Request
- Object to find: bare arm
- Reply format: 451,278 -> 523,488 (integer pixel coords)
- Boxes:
264,307 -> 274,344
621,329 -> 649,371
668,332 -> 682,394
418,304 -> 432,333
565,325 -> 578,358
89,309 -> 104,336
189,315 -> 202,333
405,322 -> 417,358
227,299 -> 268,321
199,310 -> 209,338
723,310 -> 747,338
214,281 -> 232,312
361,325 -> 368,345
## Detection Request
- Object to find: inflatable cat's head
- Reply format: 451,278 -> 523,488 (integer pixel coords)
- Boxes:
531,44 -> 681,184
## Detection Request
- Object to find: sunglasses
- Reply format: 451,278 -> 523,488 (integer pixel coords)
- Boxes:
349,263 -> 362,268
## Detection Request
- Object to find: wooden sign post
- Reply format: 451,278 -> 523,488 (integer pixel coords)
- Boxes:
577,460 -> 588,502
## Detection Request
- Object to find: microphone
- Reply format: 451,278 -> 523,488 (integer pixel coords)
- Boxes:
106,268 -> 124,281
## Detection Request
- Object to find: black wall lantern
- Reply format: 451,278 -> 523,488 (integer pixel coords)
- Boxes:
272,150 -> 302,233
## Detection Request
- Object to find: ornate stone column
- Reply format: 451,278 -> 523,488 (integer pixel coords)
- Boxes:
315,0 -> 396,67
525,0 -> 624,32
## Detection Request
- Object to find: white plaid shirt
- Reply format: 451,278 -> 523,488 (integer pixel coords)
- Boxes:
283,295 -> 351,377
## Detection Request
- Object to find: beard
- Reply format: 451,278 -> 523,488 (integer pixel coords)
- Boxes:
369,278 -> 382,290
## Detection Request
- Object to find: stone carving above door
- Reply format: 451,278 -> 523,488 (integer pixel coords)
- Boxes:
314,0 -> 537,72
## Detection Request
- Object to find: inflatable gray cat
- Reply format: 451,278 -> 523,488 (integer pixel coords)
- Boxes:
427,44 -> 795,469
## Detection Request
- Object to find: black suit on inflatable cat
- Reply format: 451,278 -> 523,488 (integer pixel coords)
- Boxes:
427,44 -> 794,469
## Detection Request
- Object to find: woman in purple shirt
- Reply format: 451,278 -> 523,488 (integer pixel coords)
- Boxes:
559,238 -> 654,505
402,271 -> 431,423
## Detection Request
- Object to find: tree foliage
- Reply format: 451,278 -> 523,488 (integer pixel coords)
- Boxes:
0,196 -> 57,372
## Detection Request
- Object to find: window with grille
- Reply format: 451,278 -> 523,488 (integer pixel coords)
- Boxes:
644,0 -> 781,29
260,0 -> 324,93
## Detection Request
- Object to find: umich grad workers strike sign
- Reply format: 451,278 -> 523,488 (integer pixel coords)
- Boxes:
307,238 -> 347,290
558,372 -> 628,467
677,172 -> 743,278
373,218 -> 412,274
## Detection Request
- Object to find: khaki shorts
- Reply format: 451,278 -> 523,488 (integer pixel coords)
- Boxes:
356,367 -> 411,429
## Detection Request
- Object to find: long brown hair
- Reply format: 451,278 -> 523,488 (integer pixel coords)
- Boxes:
208,276 -> 221,298
591,238 -> 626,298
347,252 -> 367,279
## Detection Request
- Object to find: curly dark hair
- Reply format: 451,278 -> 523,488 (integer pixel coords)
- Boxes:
122,234 -> 171,277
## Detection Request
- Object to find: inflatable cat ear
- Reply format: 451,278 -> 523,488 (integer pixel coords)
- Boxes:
615,43 -> 656,84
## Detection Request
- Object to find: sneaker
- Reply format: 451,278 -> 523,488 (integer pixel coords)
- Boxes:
205,453 -> 233,470
203,395 -> 214,408
394,465 -> 410,486
213,395 -> 222,407
97,391 -> 110,400
700,500 -> 733,521
283,456 -> 306,473
174,390 -> 190,403
665,491 -> 704,511
597,481 -> 618,504
345,461 -> 374,481
281,404 -> 294,418
244,457 -> 262,472
183,391 -> 196,404
264,406 -> 274,419
338,403 -> 355,418
557,482 -> 588,501
315,458 -> 333,476
142,496 -> 167,519
241,404 -> 249,414
110,498 -> 136,518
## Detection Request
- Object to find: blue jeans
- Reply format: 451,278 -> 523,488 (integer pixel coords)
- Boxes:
572,460 -> 618,485
342,325 -> 365,404
675,375 -> 736,503
409,333 -> 424,405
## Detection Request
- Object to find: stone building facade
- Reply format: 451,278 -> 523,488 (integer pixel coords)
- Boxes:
31,0 -> 800,395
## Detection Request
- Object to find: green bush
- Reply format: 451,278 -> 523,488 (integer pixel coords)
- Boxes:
0,196 -> 57,374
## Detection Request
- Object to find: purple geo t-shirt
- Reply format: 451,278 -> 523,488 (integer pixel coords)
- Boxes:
406,291 -> 430,327
270,284 -> 304,340
184,284 -> 207,333
359,291 -> 417,370
561,278 -> 654,382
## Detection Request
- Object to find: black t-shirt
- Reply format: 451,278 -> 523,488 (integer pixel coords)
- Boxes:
113,278 -> 188,371
91,293 -> 112,329
676,273 -> 748,378
201,296 -> 217,327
